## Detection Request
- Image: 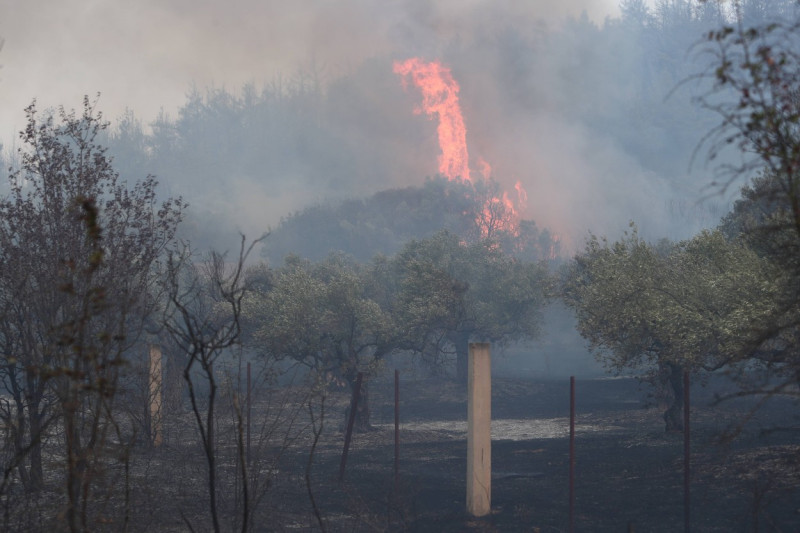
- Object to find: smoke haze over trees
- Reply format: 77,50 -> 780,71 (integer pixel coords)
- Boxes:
0,0 -> 763,254
0,1 -> 800,530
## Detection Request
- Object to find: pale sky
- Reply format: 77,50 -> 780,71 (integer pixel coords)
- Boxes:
0,0 -> 620,147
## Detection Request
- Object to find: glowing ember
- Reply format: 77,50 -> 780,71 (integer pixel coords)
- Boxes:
393,58 -> 471,182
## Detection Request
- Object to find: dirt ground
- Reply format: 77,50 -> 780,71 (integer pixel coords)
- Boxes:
94,371 -> 800,533
256,374 -> 800,532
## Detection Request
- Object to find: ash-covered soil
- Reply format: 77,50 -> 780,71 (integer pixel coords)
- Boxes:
101,374 -> 800,532
266,375 -> 800,532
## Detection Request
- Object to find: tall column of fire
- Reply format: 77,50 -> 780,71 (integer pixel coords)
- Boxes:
393,57 -> 527,238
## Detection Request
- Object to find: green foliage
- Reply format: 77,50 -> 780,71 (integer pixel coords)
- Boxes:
245,253 -> 394,383
563,224 -> 779,374
392,231 -> 549,378
694,5 -> 800,401
246,228 -> 549,386
264,177 -> 559,263
562,221 -> 784,430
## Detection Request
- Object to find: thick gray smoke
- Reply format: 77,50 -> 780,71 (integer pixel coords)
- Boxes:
0,0 -> 732,253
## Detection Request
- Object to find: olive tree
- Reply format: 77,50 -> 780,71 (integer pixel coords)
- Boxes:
246,253 -> 395,431
562,225 -> 779,431
391,231 -> 549,382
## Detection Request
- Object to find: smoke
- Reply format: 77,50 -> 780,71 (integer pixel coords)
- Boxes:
1,0 -> 731,253
0,1 -> 615,135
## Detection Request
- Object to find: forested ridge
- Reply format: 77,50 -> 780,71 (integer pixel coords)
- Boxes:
0,1 -> 799,530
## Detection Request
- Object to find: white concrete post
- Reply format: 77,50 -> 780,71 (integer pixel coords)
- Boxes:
467,342 -> 491,517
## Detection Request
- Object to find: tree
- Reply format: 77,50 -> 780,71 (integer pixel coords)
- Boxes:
692,1 -> 800,406
696,1 -> 800,230
162,236 -> 260,533
717,172 -> 800,396
392,231 -> 549,382
562,225 -> 779,431
262,177 -> 560,264
0,95 -> 183,515
246,253 -> 395,431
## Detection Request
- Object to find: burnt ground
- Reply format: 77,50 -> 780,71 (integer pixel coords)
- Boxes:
71,373 -> 800,533
258,375 -> 800,532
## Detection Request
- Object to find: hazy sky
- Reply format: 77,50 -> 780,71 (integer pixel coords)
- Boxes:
0,1 -> 620,146
2,0 -> 726,255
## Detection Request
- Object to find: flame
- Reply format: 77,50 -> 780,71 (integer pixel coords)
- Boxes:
393,58 -> 471,182
395,57 -> 541,244
549,234 -> 561,260
514,180 -> 528,211
477,157 -> 492,180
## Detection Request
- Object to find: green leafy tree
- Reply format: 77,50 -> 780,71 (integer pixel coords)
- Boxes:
246,253 -> 395,430
563,225 -> 779,431
392,231 -> 549,382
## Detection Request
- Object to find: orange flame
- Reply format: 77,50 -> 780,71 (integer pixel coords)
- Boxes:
393,58 -> 471,182
477,157 -> 492,180
549,234 -> 561,260
395,57 -> 540,243
514,180 -> 528,211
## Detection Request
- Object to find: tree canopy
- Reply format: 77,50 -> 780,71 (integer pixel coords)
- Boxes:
0,97 -> 183,501
392,231 -> 549,381
263,177 -> 560,264
244,252 -> 396,429
562,224 -> 779,430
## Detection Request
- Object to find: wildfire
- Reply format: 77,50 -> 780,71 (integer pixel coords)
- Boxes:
393,58 -> 471,183
476,157 -> 492,180
549,234 -> 562,261
514,180 -> 528,211
394,57 -> 532,240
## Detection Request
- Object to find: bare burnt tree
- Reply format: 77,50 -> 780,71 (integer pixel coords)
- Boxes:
162,235 -> 262,533
694,5 -> 800,411
57,197 -> 130,532
0,97 -> 183,529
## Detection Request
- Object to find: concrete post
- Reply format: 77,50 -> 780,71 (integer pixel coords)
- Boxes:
148,344 -> 163,447
467,342 -> 491,517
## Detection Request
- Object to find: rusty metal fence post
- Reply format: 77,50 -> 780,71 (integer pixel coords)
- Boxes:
339,372 -> 363,483
569,376 -> 576,533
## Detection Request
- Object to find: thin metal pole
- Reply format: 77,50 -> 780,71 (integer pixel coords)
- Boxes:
684,370 -> 690,533
394,369 -> 400,489
569,376 -> 576,533
246,361 -> 251,465
339,372 -> 363,483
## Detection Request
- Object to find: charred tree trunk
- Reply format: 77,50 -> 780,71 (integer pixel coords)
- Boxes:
8,376 -> 31,490
663,362 -> 685,433
65,400 -> 85,533
24,370 -> 45,492
344,375 -> 372,433
27,405 -> 44,492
